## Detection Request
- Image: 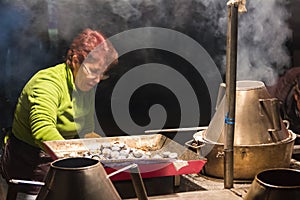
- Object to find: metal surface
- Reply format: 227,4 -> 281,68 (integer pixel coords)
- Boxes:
43,134 -> 206,180
194,130 -> 296,180
36,157 -> 121,200
43,134 -> 200,161
196,81 -> 296,179
144,127 -> 208,134
244,168 -> 300,200
190,82 -> 296,180
107,163 -> 138,179
129,165 -> 148,200
44,134 -> 172,159
224,3 -> 239,189
106,163 -> 149,200
9,179 -> 45,186
204,81 -> 290,145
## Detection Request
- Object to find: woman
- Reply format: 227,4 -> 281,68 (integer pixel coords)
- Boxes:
0,28 -> 118,199
267,67 -> 300,161
268,67 -> 300,134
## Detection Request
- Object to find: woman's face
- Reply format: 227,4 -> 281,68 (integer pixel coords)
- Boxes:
71,43 -> 118,92
294,93 -> 300,112
74,60 -> 110,92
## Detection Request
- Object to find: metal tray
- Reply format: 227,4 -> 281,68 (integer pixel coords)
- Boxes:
43,134 -> 206,180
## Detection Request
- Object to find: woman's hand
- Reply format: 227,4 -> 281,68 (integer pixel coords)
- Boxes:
84,132 -> 101,138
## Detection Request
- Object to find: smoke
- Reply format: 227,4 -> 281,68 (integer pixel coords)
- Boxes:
193,0 -> 292,85
236,0 -> 292,85
1,0 -> 292,77
0,0 -> 292,129
46,0 -> 292,84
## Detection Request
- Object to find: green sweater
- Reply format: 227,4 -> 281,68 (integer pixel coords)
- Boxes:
12,63 -> 95,149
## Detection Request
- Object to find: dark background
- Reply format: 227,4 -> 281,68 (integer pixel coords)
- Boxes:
0,0 -> 297,138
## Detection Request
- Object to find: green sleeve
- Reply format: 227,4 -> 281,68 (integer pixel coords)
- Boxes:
28,73 -> 65,147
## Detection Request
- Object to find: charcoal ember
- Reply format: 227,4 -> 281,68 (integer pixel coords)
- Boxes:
90,149 -> 101,155
145,152 -> 151,156
168,152 -> 178,159
141,154 -> 151,159
127,153 -> 136,159
162,151 -> 171,158
126,147 -> 134,153
111,146 -> 121,151
112,143 -> 126,149
79,141 -> 181,161
118,155 -> 127,160
110,151 -> 120,159
141,152 -> 151,159
119,149 -> 130,157
83,151 -> 91,158
96,143 -> 103,150
102,148 -> 112,158
153,154 -> 163,159
102,143 -> 111,149
69,152 -> 79,157
132,150 -> 144,158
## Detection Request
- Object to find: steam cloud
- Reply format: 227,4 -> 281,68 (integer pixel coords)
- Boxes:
236,0 -> 292,85
2,0 -> 292,82
50,0 -> 291,84
200,0 -> 292,85
0,0 -> 293,128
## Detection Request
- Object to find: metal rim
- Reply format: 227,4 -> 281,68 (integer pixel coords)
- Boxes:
193,129 -> 297,147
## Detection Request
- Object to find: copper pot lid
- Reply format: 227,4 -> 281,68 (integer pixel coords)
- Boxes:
197,80 -> 291,145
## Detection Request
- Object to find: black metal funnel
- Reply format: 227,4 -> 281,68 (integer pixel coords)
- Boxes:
36,157 -> 121,200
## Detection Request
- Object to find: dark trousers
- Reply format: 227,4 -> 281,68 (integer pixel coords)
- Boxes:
0,134 -> 53,197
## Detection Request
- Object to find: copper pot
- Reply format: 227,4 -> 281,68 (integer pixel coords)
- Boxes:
205,80 -> 290,145
192,81 -> 296,179
244,168 -> 300,200
36,157 -> 121,200
196,130 -> 296,179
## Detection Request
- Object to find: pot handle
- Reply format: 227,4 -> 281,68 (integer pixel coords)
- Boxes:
9,179 -> 45,186
283,119 -> 290,129
185,139 -> 205,156
185,139 -> 205,147
259,98 -> 281,131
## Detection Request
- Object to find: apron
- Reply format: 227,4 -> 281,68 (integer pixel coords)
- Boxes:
0,134 -> 53,195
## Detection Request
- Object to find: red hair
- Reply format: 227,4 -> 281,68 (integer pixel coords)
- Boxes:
65,28 -> 107,67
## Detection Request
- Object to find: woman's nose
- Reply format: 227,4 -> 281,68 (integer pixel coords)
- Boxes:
89,74 -> 101,84
94,74 -> 102,83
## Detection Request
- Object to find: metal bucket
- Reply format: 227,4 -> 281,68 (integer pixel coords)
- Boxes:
194,130 -> 296,180
36,157 -> 121,200
205,81 -> 290,146
192,81 -> 296,179
244,168 -> 300,200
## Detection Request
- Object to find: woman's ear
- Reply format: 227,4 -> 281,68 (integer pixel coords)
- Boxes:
71,55 -> 80,69
71,55 -> 81,79
294,93 -> 299,102
293,92 -> 300,112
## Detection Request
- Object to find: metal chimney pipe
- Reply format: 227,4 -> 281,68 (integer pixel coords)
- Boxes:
224,3 -> 239,189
